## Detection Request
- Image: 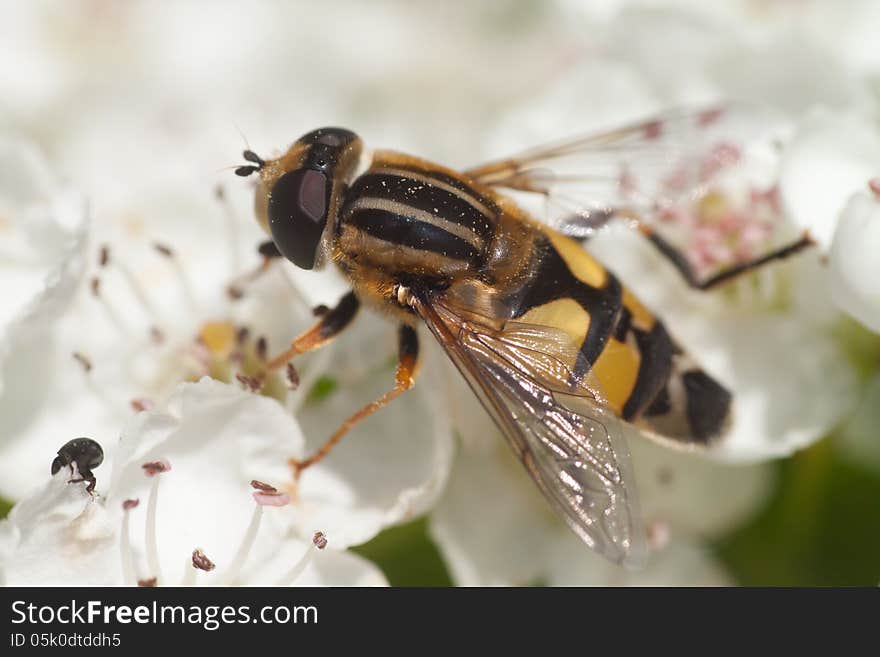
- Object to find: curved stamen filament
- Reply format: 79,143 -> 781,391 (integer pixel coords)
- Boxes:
119,499 -> 140,585
220,504 -> 263,585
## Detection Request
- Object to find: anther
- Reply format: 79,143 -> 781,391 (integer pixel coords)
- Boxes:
192,549 -> 216,572
137,578 -> 158,587
153,242 -> 173,258
142,459 -> 171,477
312,304 -> 330,317
256,336 -> 268,362
235,165 -> 259,177
98,245 -> 110,268
869,178 -> 880,199
313,531 -> 328,550
130,398 -> 154,412
122,499 -> 140,510
72,352 -> 93,373
236,374 -> 262,393
236,326 -> 250,345
286,363 -> 300,390
150,326 -> 165,345
250,480 -> 277,492
90,277 -> 101,296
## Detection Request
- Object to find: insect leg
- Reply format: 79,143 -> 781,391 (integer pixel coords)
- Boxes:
264,291 -> 360,371
639,226 -> 814,291
289,323 -> 419,477
227,240 -> 283,299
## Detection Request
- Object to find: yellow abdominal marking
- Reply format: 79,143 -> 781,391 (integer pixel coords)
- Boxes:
590,338 -> 640,415
519,298 -> 589,361
546,231 -> 607,288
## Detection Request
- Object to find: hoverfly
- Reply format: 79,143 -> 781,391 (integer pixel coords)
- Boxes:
235,106 -> 811,565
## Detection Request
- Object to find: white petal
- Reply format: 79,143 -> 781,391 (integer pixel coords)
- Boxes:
429,437 -> 560,587
629,438 -> 773,538
829,191 -> 880,333
107,378 -> 302,585
545,533 -> 732,586
0,471 -> 121,586
0,137 -> 88,397
295,548 -> 388,587
780,110 -> 880,251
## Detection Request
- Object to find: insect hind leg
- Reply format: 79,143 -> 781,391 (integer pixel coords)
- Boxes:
642,228 -> 814,291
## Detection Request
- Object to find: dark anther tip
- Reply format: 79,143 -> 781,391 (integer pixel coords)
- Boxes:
235,165 -> 259,177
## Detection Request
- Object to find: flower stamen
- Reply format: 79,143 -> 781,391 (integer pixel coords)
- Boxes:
101,244 -> 165,339
153,242 -> 200,316
120,498 -> 140,585
142,459 -> 171,584
275,531 -> 328,586
214,184 -> 242,276
220,483 -> 290,584
90,276 -> 132,337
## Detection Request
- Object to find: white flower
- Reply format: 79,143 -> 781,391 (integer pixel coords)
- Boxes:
777,110 -> 880,333
0,157 -> 453,547
0,379 -> 388,586
780,110 -> 880,251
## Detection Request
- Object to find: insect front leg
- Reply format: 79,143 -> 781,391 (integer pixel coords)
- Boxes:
264,291 -> 360,373
227,240 -> 284,299
288,323 -> 420,478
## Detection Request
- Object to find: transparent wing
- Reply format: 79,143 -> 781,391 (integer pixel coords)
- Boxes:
413,293 -> 646,566
467,104 -> 793,278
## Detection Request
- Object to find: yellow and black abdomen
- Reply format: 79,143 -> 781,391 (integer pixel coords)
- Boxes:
505,228 -> 732,445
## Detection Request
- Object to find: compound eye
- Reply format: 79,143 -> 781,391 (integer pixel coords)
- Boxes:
267,168 -> 329,270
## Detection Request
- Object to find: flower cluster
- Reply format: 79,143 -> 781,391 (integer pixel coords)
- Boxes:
2,1 -> 879,586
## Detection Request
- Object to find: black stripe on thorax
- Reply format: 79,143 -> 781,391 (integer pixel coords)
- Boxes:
347,208 -> 481,263
349,172 -> 496,241
379,166 -> 502,215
